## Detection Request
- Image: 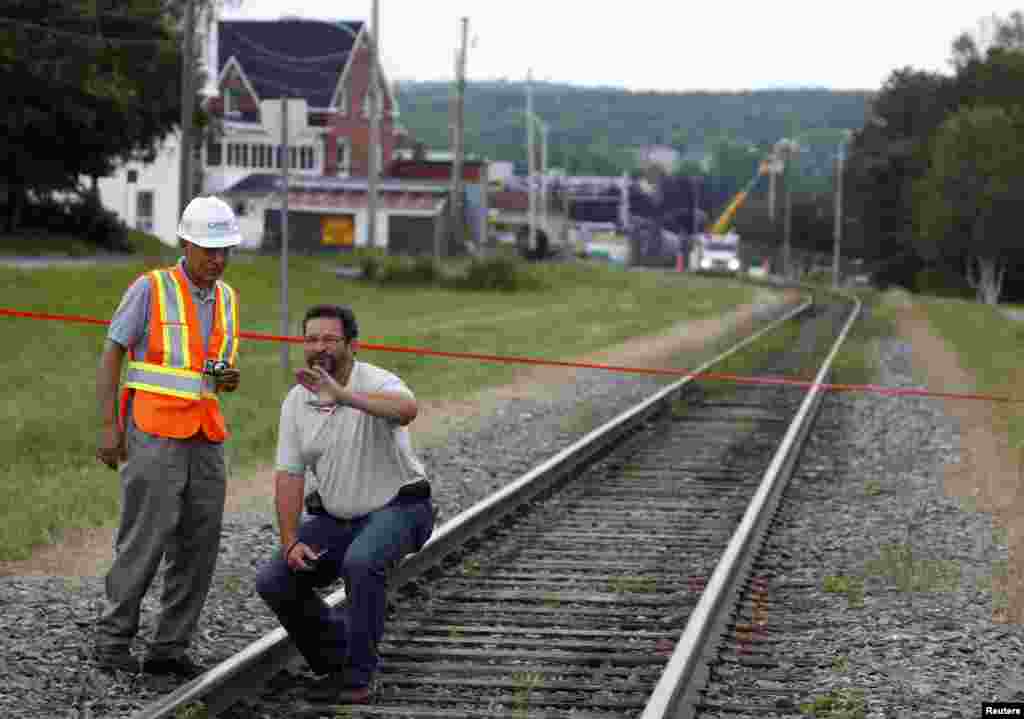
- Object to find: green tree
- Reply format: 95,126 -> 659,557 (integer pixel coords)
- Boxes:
845,68 -> 958,271
914,105 -> 1024,304
0,0 -> 185,232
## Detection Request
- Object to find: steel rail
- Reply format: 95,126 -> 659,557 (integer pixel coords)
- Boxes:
639,290 -> 862,719
128,297 -> 812,719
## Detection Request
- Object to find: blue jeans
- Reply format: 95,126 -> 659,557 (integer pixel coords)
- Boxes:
256,494 -> 433,686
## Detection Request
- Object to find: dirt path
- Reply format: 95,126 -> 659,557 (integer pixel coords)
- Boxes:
894,300 -> 1024,623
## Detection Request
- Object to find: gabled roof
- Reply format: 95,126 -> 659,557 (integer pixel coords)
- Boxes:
218,19 -> 364,108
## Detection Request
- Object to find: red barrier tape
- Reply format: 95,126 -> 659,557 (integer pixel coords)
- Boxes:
2,307 -> 1020,404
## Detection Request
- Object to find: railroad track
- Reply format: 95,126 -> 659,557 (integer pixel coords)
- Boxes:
130,291 -> 860,719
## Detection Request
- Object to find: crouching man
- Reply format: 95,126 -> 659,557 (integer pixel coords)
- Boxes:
256,304 -> 434,705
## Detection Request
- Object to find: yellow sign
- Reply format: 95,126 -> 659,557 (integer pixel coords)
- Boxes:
321,215 -> 354,247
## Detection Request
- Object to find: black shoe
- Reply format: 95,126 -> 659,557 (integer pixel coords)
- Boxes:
307,673 -> 373,704
143,654 -> 205,679
95,649 -> 141,674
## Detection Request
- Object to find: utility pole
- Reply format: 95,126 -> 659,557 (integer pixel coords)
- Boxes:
540,121 -> 548,249
178,0 -> 196,217
367,0 -> 380,250
526,70 -> 536,255
783,168 -> 792,279
279,97 -> 290,376
832,139 -> 846,289
449,16 -> 469,258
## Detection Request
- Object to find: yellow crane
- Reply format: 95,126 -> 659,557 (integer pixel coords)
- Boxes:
707,158 -> 773,235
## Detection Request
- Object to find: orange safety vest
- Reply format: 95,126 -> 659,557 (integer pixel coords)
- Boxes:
119,265 -> 239,441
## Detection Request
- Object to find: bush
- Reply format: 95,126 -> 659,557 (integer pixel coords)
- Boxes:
374,254 -> 441,285
913,266 -> 974,299
448,255 -> 546,292
14,195 -> 129,252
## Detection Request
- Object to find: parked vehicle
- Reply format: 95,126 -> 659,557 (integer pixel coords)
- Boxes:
690,232 -> 741,274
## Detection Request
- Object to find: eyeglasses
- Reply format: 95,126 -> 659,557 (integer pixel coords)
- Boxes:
303,335 -> 345,348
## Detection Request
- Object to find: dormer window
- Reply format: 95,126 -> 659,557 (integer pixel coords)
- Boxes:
224,87 -> 240,118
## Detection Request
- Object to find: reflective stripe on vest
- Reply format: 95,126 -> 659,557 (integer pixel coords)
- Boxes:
152,269 -> 191,369
124,361 -> 219,401
213,280 -> 238,366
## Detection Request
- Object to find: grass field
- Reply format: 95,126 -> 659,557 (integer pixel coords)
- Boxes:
0,250 -> 777,560
916,297 -> 1024,463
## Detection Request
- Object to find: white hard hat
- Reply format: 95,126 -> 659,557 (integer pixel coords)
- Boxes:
177,196 -> 243,249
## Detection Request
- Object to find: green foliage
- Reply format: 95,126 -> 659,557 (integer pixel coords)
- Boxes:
799,688 -> 865,718
864,544 -> 961,592
173,702 -> 208,719
448,255 -> 546,292
373,255 -> 442,285
848,11 -> 1024,289
1,0 -> 189,233
912,266 -> 973,299
822,575 -> 865,608
914,104 -> 1024,274
397,81 -> 870,180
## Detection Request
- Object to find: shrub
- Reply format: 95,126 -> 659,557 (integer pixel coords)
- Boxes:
448,255 -> 546,292
913,266 -> 973,299
375,254 -> 441,285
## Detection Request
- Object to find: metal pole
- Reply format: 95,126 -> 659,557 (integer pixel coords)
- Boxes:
768,169 -> 776,224
540,122 -> 548,248
279,97 -> 290,375
526,70 -> 535,256
783,169 -> 792,279
367,0 -> 380,251
178,0 -> 196,217
450,17 -> 468,257
832,140 -> 845,289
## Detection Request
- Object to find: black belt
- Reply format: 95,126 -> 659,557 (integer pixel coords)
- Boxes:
305,480 -> 431,517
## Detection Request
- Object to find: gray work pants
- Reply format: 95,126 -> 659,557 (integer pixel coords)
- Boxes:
95,414 -> 227,659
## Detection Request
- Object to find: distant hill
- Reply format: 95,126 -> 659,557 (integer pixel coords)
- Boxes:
394,80 -> 874,183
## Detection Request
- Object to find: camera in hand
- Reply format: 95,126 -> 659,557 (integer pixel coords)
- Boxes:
203,359 -> 229,377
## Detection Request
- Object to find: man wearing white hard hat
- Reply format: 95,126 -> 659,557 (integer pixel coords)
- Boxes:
93,196 -> 242,678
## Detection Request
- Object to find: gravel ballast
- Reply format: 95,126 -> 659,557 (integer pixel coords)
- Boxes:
1,317 -> 1021,718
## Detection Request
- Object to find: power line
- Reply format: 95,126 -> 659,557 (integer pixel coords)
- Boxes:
238,55 -> 348,82
243,72 -> 336,98
221,24 -> 358,65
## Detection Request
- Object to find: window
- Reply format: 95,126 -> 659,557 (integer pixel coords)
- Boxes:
136,190 -> 154,232
300,146 -> 314,170
290,147 -> 297,169
240,143 -> 249,167
275,146 -> 282,169
206,139 -> 221,167
335,141 -> 349,175
224,87 -> 236,116
126,169 -> 138,184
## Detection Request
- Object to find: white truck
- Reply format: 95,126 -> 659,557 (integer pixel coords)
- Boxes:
690,231 -> 741,274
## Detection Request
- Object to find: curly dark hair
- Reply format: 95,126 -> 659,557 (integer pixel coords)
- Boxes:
302,304 -> 359,342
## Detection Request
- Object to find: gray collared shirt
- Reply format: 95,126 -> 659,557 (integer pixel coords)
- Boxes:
108,258 -> 217,358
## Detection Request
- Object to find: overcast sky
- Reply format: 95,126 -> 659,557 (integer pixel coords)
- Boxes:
220,1 -> 1023,92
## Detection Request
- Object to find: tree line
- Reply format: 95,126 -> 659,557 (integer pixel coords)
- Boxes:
0,0 -> 213,245
845,11 -> 1024,303
396,81 -> 870,191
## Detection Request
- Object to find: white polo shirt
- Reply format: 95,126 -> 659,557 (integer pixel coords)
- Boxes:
275,360 -> 427,519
